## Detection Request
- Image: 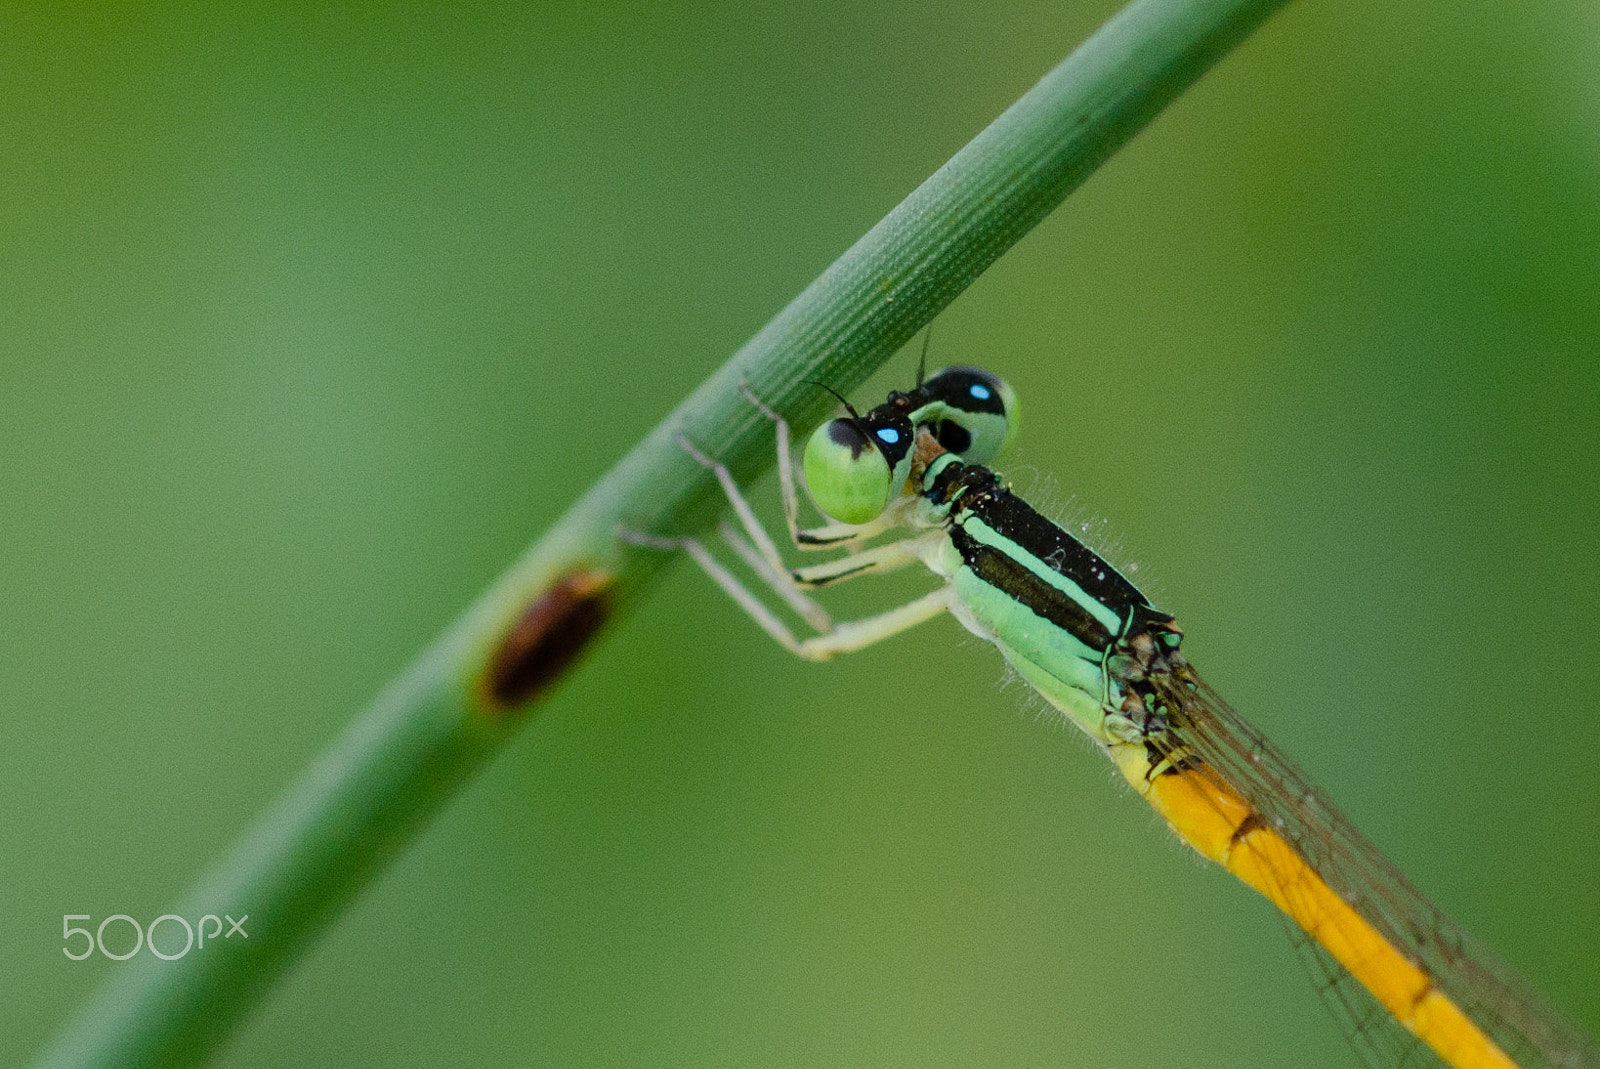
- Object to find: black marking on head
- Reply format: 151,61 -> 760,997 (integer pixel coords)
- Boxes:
807,380 -> 880,458
931,420 -> 972,455
482,569 -> 612,713
825,418 -> 875,460
860,407 -> 915,468
808,380 -> 915,471
918,366 -> 1007,416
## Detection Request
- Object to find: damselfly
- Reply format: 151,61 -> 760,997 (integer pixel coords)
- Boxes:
629,363 -> 1598,1069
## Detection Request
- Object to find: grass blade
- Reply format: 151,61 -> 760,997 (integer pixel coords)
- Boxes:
33,0 -> 1291,1063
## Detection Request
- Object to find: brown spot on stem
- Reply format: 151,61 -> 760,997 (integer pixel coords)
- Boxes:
481,569 -> 612,714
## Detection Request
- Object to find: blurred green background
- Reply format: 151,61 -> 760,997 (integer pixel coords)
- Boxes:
4,2 -> 1598,1066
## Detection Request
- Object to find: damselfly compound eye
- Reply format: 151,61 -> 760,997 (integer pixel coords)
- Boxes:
802,409 -> 914,525
908,366 -> 1019,465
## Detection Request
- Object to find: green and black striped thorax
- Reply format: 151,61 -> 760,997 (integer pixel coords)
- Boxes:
924,456 -> 1191,769
923,457 -> 1182,657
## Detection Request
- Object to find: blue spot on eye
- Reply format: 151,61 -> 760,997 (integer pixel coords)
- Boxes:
969,384 -> 992,401
875,427 -> 901,445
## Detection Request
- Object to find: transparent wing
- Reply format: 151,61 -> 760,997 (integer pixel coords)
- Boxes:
1147,664 -> 1599,1069
1282,907 -> 1437,1068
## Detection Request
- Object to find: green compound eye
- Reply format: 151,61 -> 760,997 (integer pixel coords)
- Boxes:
802,412 -> 916,524
907,366 -> 1019,465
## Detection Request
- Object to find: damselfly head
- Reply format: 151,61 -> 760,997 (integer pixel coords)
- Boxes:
905,366 -> 1019,465
799,364 -> 1016,524
802,406 -> 916,525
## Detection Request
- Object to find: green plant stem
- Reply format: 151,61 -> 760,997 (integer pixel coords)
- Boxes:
34,0 -> 1290,1064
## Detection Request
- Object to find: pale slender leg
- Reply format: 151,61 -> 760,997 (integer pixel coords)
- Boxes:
717,521 -> 832,631
660,400 -> 946,651
679,423 -> 931,596
675,415 -> 893,614
737,383 -> 804,545
791,532 -> 941,588
680,532 -> 953,661
721,519 -> 936,603
738,382 -> 887,552
796,514 -> 894,550
800,587 -> 952,659
620,519 -> 949,657
675,431 -> 794,573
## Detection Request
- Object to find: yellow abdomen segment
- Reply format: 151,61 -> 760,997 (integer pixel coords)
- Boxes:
1110,743 -> 1516,1069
